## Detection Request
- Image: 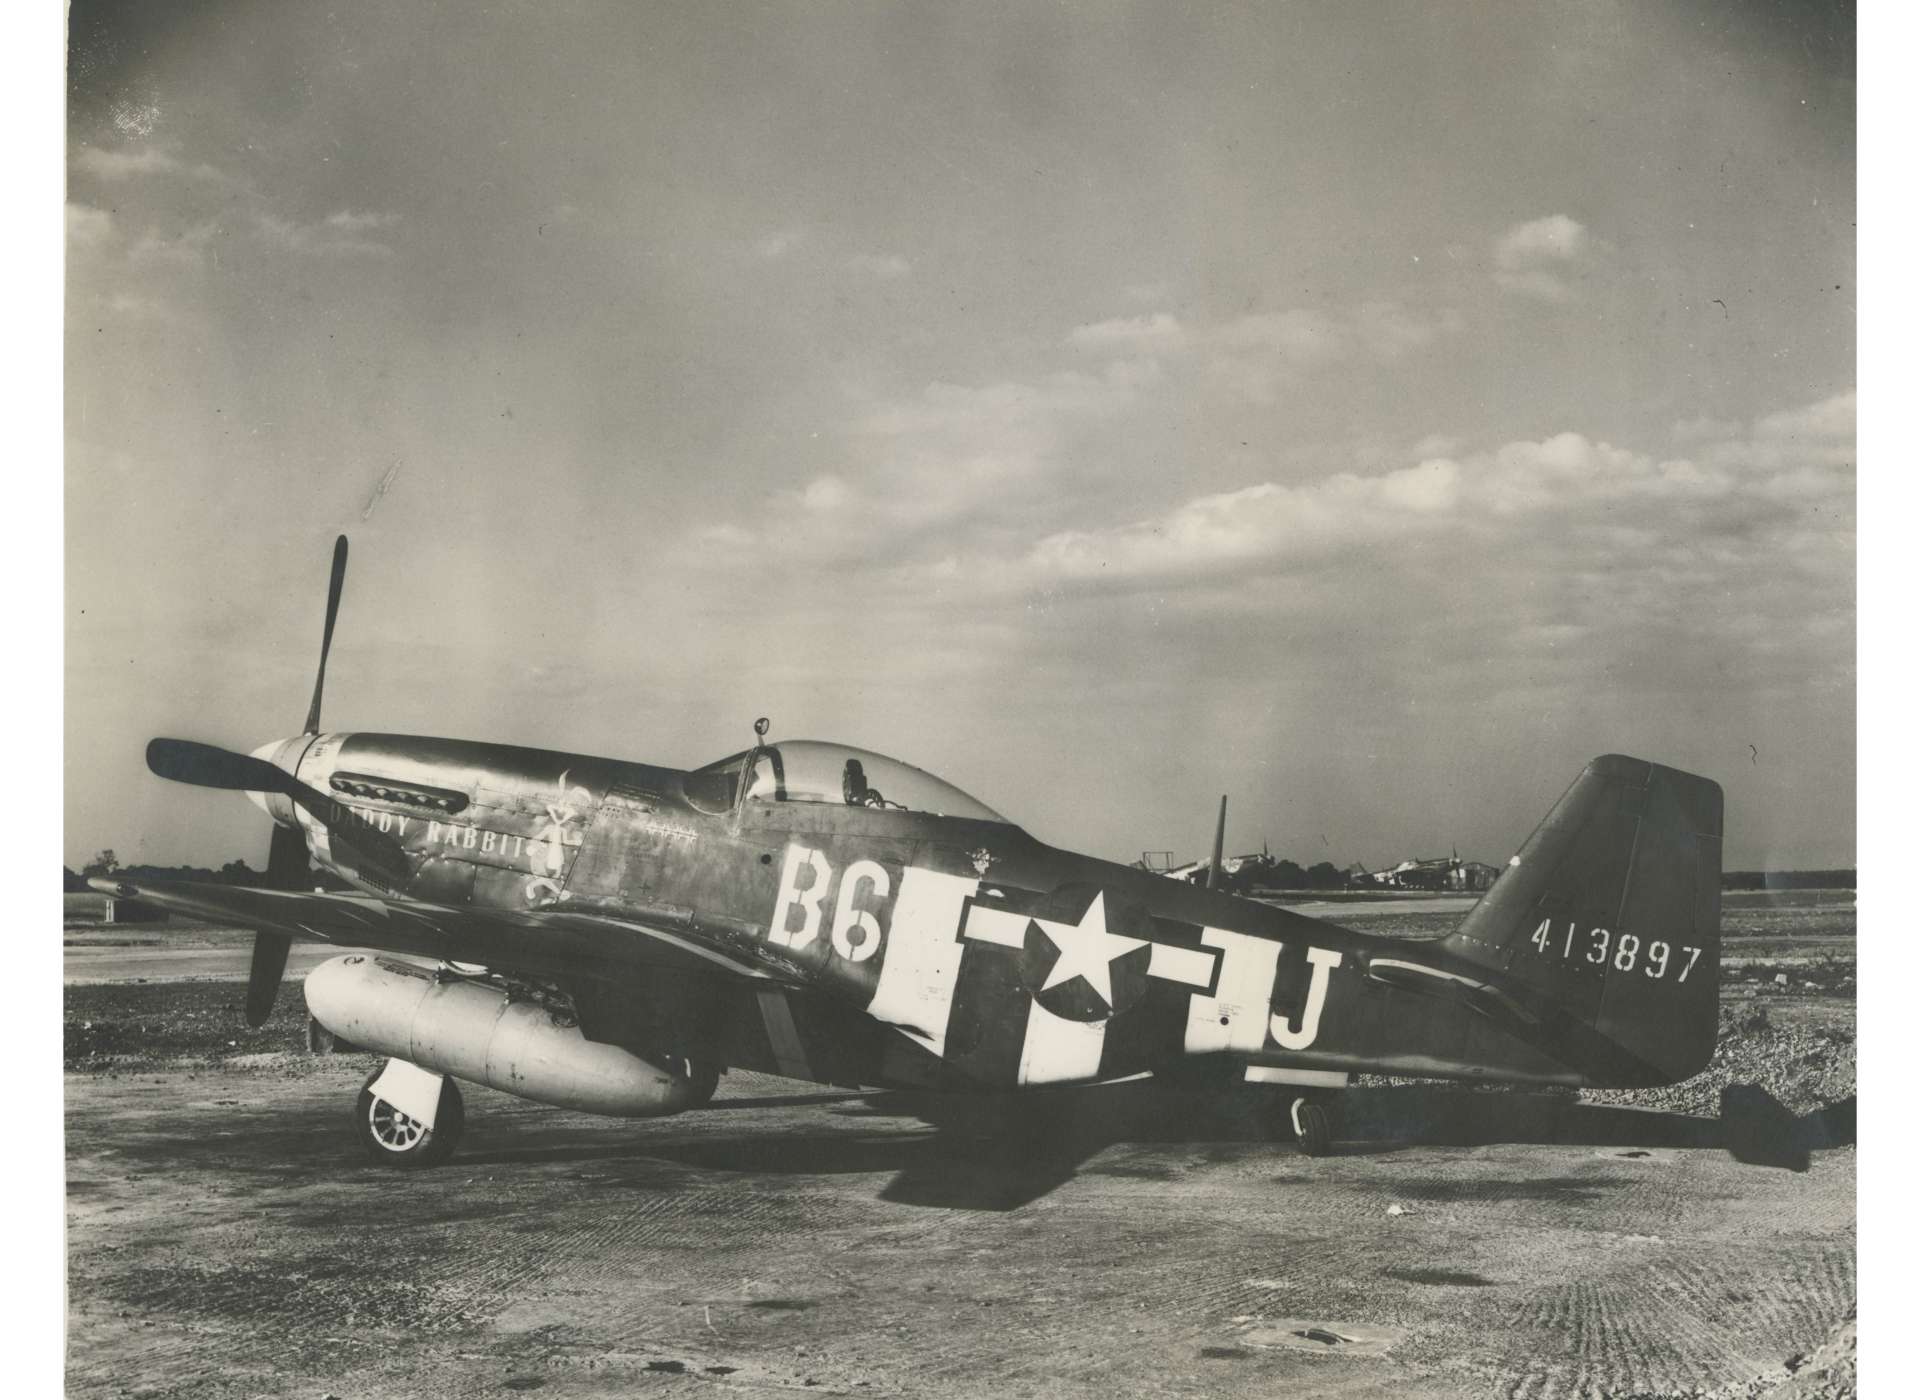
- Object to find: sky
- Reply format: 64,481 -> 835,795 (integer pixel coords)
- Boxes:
64,0 -> 1855,874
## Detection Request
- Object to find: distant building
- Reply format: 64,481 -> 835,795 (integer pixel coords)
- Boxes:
1452,861 -> 1502,892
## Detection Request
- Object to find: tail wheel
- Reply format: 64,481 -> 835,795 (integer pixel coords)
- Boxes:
354,1069 -> 465,1168
1291,1097 -> 1333,1158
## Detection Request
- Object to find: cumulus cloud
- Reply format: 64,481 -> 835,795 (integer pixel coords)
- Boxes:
1755,389 -> 1855,442
857,361 -> 1155,444
666,383 -> 1851,856
1493,214 -> 1596,300
323,210 -> 399,235
73,135 -> 404,270
1067,311 -> 1189,354
695,522 -> 753,549
1354,299 -> 1457,359
1671,414 -> 1742,444
1211,307 -> 1346,361
1022,391 -> 1852,591
104,292 -> 172,320
809,362 -> 1157,539
1410,432 -> 1465,459
74,144 -> 226,183
1066,299 -> 1457,403
66,203 -> 114,249
1699,389 -> 1854,473
1029,459 -> 1468,583
254,209 -> 400,258
754,228 -> 806,260
800,473 -> 854,514
128,221 -> 221,269
846,252 -> 912,280
700,356 -> 1162,568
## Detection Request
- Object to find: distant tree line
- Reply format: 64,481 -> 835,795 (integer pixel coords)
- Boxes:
64,849 -> 354,893
63,848 -> 1855,897
1260,860 -> 1351,890
1721,869 -> 1856,891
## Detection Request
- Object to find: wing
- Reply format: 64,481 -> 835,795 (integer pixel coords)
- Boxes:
87,878 -> 787,987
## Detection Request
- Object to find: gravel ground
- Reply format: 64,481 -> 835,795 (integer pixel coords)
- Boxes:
1705,1309 -> 1856,1400
63,900 -> 1858,1398
1580,1003 -> 1856,1120
67,1056 -> 1855,1400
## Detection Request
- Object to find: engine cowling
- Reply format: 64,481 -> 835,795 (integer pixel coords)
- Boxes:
305,954 -> 703,1117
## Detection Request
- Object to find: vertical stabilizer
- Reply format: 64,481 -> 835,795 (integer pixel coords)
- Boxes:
1443,755 -> 1722,1087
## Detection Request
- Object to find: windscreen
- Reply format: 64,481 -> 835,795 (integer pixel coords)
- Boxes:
690,740 -> 1008,822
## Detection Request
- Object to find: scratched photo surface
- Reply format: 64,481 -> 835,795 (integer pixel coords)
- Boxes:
64,4 -> 1856,1399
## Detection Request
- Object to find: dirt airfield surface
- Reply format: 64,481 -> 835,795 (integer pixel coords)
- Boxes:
65,894 -> 1856,1399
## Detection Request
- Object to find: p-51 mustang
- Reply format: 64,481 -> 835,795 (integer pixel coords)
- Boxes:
98,537 -> 1724,1167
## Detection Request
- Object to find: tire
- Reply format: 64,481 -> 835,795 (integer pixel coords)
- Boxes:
354,1069 -> 465,1169
1320,1093 -> 1347,1140
663,1056 -> 722,1107
1292,1098 -> 1333,1158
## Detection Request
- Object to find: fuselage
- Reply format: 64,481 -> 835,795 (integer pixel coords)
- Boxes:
254,731 -> 1593,1092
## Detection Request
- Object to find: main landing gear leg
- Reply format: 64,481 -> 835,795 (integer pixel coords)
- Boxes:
354,1059 -> 466,1169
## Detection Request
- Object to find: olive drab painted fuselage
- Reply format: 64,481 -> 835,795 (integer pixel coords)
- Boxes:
253,730 -> 1636,1095
113,535 -> 1723,1162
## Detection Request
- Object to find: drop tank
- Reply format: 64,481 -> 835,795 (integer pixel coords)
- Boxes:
305,954 -> 699,1117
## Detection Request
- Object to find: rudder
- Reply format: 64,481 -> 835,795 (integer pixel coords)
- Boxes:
1442,755 -> 1722,1087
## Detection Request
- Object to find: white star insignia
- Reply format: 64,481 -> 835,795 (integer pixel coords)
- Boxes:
1031,892 -> 1147,1009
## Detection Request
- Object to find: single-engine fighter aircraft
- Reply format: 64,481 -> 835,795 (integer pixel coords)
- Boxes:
97,537 -> 1724,1167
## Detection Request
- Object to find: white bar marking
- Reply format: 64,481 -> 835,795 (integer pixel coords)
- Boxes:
1017,999 -> 1108,1085
962,904 -> 1030,948
1244,1066 -> 1349,1088
865,867 -> 980,1059
1149,941 -> 1216,988
1184,927 -> 1283,1054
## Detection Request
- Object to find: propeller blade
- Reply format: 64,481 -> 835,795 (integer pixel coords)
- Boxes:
285,788 -> 408,887
303,534 -> 349,735
148,737 -> 409,887
267,820 -> 311,889
244,817 -> 314,1026
1207,794 -> 1228,892
244,931 -> 292,1027
147,738 -> 294,793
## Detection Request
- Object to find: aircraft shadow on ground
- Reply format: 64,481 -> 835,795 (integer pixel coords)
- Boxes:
1339,1084 -> 1855,1173
868,1080 -> 1858,1202
440,1080 -> 1857,1209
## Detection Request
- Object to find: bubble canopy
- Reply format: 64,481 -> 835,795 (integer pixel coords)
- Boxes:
688,740 -> 1009,823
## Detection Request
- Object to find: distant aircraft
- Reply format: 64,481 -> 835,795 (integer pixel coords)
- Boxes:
99,537 -> 1724,1166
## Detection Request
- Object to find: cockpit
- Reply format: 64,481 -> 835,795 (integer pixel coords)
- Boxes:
686,740 -> 1009,823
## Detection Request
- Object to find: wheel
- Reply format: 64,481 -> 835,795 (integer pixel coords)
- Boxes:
663,1055 -> 722,1107
1291,1097 -> 1333,1158
1319,1093 -> 1347,1140
354,1069 -> 465,1168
